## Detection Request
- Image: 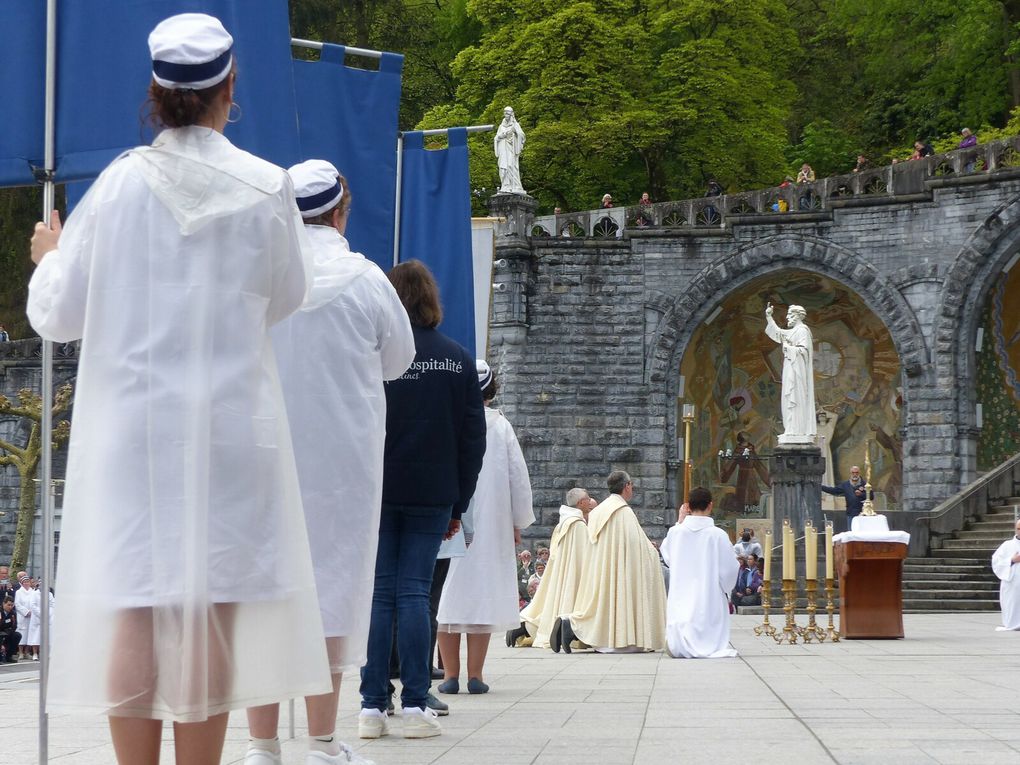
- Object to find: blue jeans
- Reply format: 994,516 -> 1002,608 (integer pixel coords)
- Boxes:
360,503 -> 451,711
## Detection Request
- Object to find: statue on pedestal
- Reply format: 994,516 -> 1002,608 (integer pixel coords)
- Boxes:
764,303 -> 817,445
494,106 -> 526,195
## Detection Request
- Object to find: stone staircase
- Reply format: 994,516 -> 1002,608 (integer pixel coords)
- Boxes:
901,496 -> 1020,612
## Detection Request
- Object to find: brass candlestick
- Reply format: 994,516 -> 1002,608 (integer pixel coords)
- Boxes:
753,578 -> 777,639
797,579 -> 826,642
824,577 -> 840,642
774,579 -> 798,644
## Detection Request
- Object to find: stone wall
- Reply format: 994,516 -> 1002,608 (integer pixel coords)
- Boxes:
490,173 -> 1020,546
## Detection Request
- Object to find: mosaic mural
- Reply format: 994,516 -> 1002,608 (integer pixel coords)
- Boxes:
679,270 -> 903,528
977,268 -> 1020,470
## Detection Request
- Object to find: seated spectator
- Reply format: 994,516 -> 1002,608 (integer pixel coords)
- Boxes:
601,193 -> 613,208
733,529 -> 763,558
772,176 -> 793,212
958,128 -> 977,149
852,155 -> 869,173
732,554 -> 763,607
533,561 -> 546,581
910,140 -> 935,160
536,547 -> 550,565
517,550 -> 533,600
0,325 -> 9,342
1,597 -> 20,662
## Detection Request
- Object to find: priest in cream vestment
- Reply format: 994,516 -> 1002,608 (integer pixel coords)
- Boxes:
992,519 -> 1020,631
515,488 -> 595,648
553,471 -> 666,653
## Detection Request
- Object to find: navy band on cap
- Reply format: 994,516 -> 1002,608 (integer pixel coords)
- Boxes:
153,47 -> 232,86
296,181 -> 343,213
479,369 -> 493,389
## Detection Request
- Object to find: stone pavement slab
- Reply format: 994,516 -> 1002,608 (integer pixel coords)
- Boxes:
2,613 -> 1019,765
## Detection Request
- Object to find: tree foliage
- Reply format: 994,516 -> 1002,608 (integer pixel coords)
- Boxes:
0,383 -> 72,574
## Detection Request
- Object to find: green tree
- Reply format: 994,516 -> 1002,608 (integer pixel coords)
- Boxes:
0,383 -> 72,574
0,187 -> 40,340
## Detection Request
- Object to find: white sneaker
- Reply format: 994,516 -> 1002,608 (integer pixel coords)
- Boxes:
306,742 -> 375,765
243,748 -> 283,765
402,706 -> 441,739
357,708 -> 389,739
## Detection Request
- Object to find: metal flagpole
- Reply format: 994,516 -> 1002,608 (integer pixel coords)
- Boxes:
38,0 -> 58,762
392,124 -> 494,267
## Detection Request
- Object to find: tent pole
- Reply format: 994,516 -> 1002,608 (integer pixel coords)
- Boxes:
392,133 -> 403,268
39,0 -> 58,763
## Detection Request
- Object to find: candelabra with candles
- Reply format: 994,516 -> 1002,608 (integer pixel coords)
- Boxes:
774,519 -> 799,644
753,528 -> 777,639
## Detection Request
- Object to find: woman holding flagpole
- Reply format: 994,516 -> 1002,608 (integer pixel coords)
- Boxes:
27,13 -> 330,765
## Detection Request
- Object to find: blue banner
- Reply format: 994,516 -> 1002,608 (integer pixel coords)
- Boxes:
294,46 -> 403,271
0,1 -> 46,186
398,129 -> 475,353
56,0 -> 299,182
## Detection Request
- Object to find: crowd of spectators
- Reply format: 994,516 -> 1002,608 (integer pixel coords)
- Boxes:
0,565 -> 48,663
729,530 -> 764,611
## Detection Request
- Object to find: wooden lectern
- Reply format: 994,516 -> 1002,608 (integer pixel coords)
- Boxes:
835,541 -> 908,639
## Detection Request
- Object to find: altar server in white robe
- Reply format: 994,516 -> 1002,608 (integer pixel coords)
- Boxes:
661,487 -> 739,658
513,488 -> 595,649
992,518 -> 1020,631
437,362 -> 535,693
245,161 -> 414,765
14,576 -> 32,660
553,470 -> 666,653
27,14 -> 330,764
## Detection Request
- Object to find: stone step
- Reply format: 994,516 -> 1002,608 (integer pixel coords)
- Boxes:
904,558 -> 988,569
954,529 -> 1016,540
902,571 -> 997,582
901,591 -> 995,603
969,521 -> 1017,532
903,578 -> 997,590
932,548 -> 1000,559
941,538 -> 998,551
901,598 -> 999,611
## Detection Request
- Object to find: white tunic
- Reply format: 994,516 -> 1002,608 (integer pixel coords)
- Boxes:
15,587 -> 33,645
661,514 -> 739,658
27,126 -> 331,721
438,407 -> 534,633
27,588 -> 43,646
271,226 -> 414,673
992,537 -> 1020,630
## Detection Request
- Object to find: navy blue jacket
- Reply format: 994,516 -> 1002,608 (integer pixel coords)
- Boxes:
821,479 -> 872,518
382,325 -> 486,519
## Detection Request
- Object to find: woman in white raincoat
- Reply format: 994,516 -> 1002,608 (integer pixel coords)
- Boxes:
436,362 -> 534,694
245,161 -> 414,765
27,14 -> 330,765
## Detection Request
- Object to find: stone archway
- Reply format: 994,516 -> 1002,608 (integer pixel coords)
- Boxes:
645,234 -> 931,510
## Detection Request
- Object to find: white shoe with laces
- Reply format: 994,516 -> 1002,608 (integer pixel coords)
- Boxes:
357,708 -> 389,739
243,748 -> 283,765
306,742 -> 375,765
402,706 -> 442,738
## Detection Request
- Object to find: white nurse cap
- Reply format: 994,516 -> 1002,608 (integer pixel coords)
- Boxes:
288,160 -> 345,219
476,360 -> 493,389
148,13 -> 234,90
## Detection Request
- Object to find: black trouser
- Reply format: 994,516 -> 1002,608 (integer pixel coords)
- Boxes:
0,630 -> 20,660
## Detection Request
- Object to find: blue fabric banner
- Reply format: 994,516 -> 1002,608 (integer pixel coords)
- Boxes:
398,129 -> 475,353
0,1 -> 46,187
293,46 -> 403,271
55,0 -> 299,183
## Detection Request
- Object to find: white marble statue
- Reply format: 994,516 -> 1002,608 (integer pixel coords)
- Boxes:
494,106 -> 526,195
816,408 -> 838,509
764,303 -> 817,445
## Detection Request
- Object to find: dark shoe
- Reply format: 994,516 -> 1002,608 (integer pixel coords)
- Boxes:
551,617 -> 563,654
425,692 -> 449,716
467,678 -> 489,694
506,622 -> 528,647
430,666 -> 444,680
437,677 -> 459,694
5,656 -> 16,663
559,618 -> 578,654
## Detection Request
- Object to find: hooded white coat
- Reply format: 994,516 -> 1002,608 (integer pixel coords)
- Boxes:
271,225 -> 414,672
27,126 -> 331,721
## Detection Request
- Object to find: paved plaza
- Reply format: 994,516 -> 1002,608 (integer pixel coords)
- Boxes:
3,612 -> 1019,765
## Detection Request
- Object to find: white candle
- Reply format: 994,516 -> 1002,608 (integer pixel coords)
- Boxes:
805,523 -> 817,581
825,521 -> 834,579
763,530 -> 772,580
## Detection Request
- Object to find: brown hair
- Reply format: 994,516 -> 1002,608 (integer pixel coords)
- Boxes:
388,260 -> 443,328
145,67 -> 234,129
303,173 -> 353,226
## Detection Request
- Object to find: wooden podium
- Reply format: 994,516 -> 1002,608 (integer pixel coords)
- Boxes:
835,541 -> 908,639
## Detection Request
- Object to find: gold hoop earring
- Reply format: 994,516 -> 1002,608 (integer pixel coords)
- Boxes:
227,102 -> 242,124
